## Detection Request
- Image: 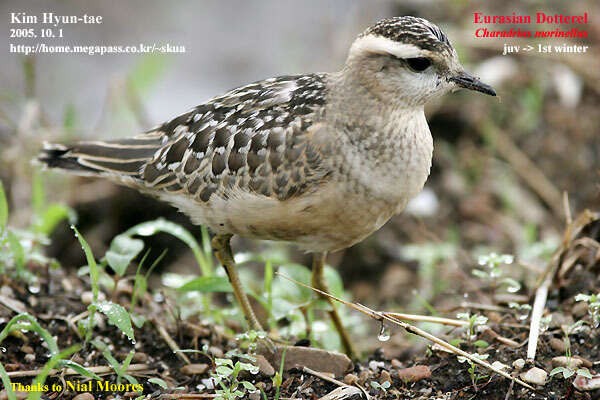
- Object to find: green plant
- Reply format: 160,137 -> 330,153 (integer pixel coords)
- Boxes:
0,313 -> 100,400
508,302 -> 532,321
211,358 -> 259,400
549,320 -> 589,381
0,177 -> 74,281
472,252 -> 520,296
456,313 -> 488,340
457,353 -> 489,389
370,380 -> 391,393
91,340 -> 140,389
72,227 -> 135,344
575,292 -> 600,328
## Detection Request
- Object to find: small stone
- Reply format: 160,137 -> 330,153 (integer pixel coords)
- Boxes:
572,301 -> 589,318
573,373 -> 600,391
512,358 -> 526,370
368,360 -> 385,371
491,361 -> 509,371
380,370 -> 392,383
259,345 -> 352,377
180,363 -> 209,375
20,345 -> 34,354
548,337 -> 567,353
208,346 -> 224,358
201,378 -> 216,390
358,370 -> 371,385
572,356 -> 593,368
520,367 -> 547,386
549,312 -> 573,329
24,354 -> 35,363
391,359 -> 403,369
248,390 -> 261,400
132,352 -> 148,363
81,290 -> 106,305
552,356 -> 583,369
253,354 -> 275,377
344,373 -> 358,385
73,393 -> 95,400
396,365 -> 431,382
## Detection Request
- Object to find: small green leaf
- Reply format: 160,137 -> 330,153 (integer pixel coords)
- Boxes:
7,231 -> 25,271
473,340 -> 489,348
0,180 -> 8,233
125,218 -> 211,277
35,204 -> 76,235
58,360 -> 101,380
31,173 -> 46,216
148,377 -> 168,389
178,276 -> 233,293
577,368 -> 593,379
241,381 -> 256,391
274,264 -> 313,304
215,366 -> 234,376
106,234 -> 144,276
94,301 -> 135,342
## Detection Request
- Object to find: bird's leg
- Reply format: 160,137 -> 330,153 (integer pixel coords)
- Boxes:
212,234 -> 264,332
311,252 -> 357,358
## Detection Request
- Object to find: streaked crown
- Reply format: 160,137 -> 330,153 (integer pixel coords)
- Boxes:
360,16 -> 453,54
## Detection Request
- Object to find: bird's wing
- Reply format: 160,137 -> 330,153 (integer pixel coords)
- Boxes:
38,74 -> 334,202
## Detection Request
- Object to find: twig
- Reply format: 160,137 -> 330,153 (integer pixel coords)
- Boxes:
526,277 -> 551,361
302,366 -> 347,387
7,363 -> 151,378
563,192 -> 572,226
276,273 -> 537,392
386,312 -> 469,327
155,320 -> 191,365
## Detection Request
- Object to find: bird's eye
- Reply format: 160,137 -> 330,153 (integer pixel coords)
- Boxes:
406,57 -> 432,72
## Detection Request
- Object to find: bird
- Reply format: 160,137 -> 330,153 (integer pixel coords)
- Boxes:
37,16 -> 495,358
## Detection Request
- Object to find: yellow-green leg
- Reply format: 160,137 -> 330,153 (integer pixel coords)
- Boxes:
212,234 -> 263,332
312,252 -> 357,358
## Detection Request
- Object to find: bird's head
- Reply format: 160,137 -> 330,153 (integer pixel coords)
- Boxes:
345,16 -> 496,107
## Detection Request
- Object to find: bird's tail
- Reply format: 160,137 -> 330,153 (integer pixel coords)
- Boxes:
36,134 -> 163,180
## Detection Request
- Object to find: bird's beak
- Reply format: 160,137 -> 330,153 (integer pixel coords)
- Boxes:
449,71 -> 496,96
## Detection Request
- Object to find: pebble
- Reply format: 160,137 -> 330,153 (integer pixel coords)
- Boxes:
20,345 -> 34,354
24,354 -> 35,363
248,390 -> 261,400
180,363 -> 209,375
132,352 -> 148,363
358,370 -> 371,385
344,373 -> 358,385
368,360 -> 385,371
491,361 -> 509,371
208,346 -> 224,358
520,367 -> 547,386
380,370 -> 392,383
572,302 -> 589,318
253,354 -> 275,377
73,393 -> 95,400
396,365 -> 431,382
552,356 -> 583,369
548,337 -> 567,353
572,356 -> 593,368
80,290 -> 106,305
512,358 -> 526,370
573,373 -> 600,391
391,359 -> 403,369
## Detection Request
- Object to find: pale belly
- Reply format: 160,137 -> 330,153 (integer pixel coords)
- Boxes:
159,181 -> 401,252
